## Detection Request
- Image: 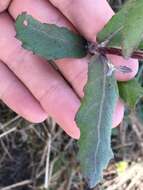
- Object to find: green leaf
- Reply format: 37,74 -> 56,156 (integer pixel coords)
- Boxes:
122,0 -> 143,57
97,0 -> 134,47
76,55 -> 119,188
118,79 -> 143,109
97,0 -> 143,57
15,13 -> 87,60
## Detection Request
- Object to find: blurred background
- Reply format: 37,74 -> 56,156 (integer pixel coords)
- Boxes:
0,0 -> 143,189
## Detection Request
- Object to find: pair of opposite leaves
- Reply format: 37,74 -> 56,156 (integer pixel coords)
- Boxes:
15,0 -> 143,187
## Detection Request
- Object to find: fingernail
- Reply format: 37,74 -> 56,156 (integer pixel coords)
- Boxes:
66,127 -> 80,140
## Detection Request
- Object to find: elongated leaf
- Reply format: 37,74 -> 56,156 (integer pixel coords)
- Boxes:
15,13 -> 87,60
76,55 -> 119,188
97,0 -> 134,47
97,0 -> 143,57
118,79 -> 143,109
122,0 -> 143,57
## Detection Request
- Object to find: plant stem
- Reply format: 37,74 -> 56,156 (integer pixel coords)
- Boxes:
88,42 -> 143,59
100,47 -> 143,59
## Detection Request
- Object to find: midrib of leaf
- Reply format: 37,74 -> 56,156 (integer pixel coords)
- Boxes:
83,76 -> 106,117
76,55 -> 118,188
94,63 -> 107,157
28,22 -> 81,47
122,0 -> 143,57
97,0 -> 143,57
16,13 -> 87,60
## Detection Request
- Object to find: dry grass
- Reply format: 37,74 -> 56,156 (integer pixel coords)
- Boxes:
0,98 -> 143,190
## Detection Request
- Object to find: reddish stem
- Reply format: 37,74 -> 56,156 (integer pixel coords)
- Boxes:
88,42 -> 143,60
99,47 -> 143,60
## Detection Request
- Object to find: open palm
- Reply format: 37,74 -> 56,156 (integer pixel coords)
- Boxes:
0,0 -> 138,139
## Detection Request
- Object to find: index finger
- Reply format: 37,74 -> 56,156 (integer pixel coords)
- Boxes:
50,0 -> 113,41
49,0 -> 138,80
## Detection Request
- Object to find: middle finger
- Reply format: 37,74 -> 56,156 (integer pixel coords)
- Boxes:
9,0 -> 88,97
9,0 -> 125,127
0,13 -> 80,138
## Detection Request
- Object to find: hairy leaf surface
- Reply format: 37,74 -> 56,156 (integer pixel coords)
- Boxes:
118,79 -> 143,109
15,13 -> 87,60
76,55 -> 119,188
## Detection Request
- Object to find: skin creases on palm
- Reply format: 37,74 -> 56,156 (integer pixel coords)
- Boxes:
0,0 -> 138,139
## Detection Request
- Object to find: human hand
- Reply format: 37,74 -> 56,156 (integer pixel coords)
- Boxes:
0,0 -> 138,139
0,0 -> 11,12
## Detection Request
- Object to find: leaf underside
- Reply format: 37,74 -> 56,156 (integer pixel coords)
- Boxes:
118,79 -> 143,109
15,13 -> 87,60
76,55 -> 119,188
97,0 -> 143,58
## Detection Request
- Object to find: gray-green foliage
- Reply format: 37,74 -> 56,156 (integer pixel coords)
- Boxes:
97,0 -> 143,58
16,13 -> 87,60
122,0 -> 143,57
15,4 -> 143,188
118,79 -> 143,109
76,55 -> 118,188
